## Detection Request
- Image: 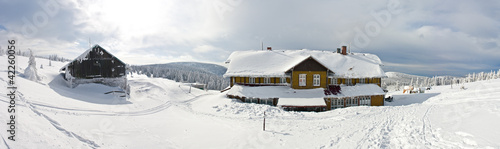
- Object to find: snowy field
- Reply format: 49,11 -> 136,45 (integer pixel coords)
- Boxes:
1,55 -> 500,148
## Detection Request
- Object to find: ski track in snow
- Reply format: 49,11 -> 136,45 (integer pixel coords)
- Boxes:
1,135 -> 11,149
16,91 -> 101,149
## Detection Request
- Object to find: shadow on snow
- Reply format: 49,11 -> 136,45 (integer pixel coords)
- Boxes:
385,93 -> 440,106
48,74 -> 131,105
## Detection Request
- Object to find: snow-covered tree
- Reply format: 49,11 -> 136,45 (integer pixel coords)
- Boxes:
395,81 -> 400,91
24,50 -> 41,81
0,46 -> 4,56
432,76 -> 436,86
497,69 -> 500,79
490,70 -> 495,80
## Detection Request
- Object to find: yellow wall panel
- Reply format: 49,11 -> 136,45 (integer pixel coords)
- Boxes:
291,71 -> 327,89
371,95 -> 384,106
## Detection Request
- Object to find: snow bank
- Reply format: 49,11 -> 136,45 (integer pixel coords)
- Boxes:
192,94 -> 304,118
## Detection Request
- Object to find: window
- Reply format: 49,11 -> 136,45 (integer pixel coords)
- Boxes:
330,78 -> 337,85
352,97 -> 358,106
331,98 -> 344,109
360,96 -> 371,106
264,77 -> 270,84
299,74 -> 307,86
249,77 -> 256,84
260,98 -> 274,106
346,78 -> 352,86
313,74 -> 321,86
344,97 -> 357,107
280,77 -> 287,84
360,78 -> 365,84
251,98 -> 258,103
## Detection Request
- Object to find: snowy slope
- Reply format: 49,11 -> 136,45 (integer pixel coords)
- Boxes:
383,72 -> 430,91
131,62 -> 229,90
139,62 -> 227,76
385,71 -> 429,81
1,55 -> 500,148
383,72 -> 466,91
166,62 -> 227,76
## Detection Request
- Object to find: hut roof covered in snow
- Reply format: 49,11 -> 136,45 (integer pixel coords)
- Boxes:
223,49 -> 386,78
226,84 -> 385,99
60,45 -> 125,72
60,44 -> 126,79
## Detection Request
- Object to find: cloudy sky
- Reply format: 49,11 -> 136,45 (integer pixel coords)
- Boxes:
1,0 -> 499,76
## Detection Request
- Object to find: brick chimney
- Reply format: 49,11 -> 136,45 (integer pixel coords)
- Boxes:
341,46 -> 347,55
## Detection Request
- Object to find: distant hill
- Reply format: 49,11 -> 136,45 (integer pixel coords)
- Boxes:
164,62 -> 227,76
383,72 -> 464,91
130,62 -> 229,90
384,72 -> 429,84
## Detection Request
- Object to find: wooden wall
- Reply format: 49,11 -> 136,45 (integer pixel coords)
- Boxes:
371,95 -> 384,106
230,77 -> 290,87
291,71 -> 327,89
231,76 -> 381,87
329,78 -> 382,87
67,45 -> 126,79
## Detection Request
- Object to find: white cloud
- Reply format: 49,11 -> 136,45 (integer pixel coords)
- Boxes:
192,45 -> 220,53
1,0 -> 499,76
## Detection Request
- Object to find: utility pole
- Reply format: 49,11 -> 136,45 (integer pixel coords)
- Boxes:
349,42 -> 351,54
261,41 -> 263,51
263,111 -> 266,131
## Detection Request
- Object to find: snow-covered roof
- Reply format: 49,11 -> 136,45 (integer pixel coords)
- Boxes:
226,85 -> 325,99
224,49 -> 386,78
60,44 -> 124,72
331,84 -> 386,98
277,98 -> 326,107
226,84 -> 385,99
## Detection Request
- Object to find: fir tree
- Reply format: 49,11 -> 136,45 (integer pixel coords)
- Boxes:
24,49 -> 41,81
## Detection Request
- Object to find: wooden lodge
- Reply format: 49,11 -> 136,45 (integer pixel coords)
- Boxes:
223,46 -> 387,111
60,44 -> 127,88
